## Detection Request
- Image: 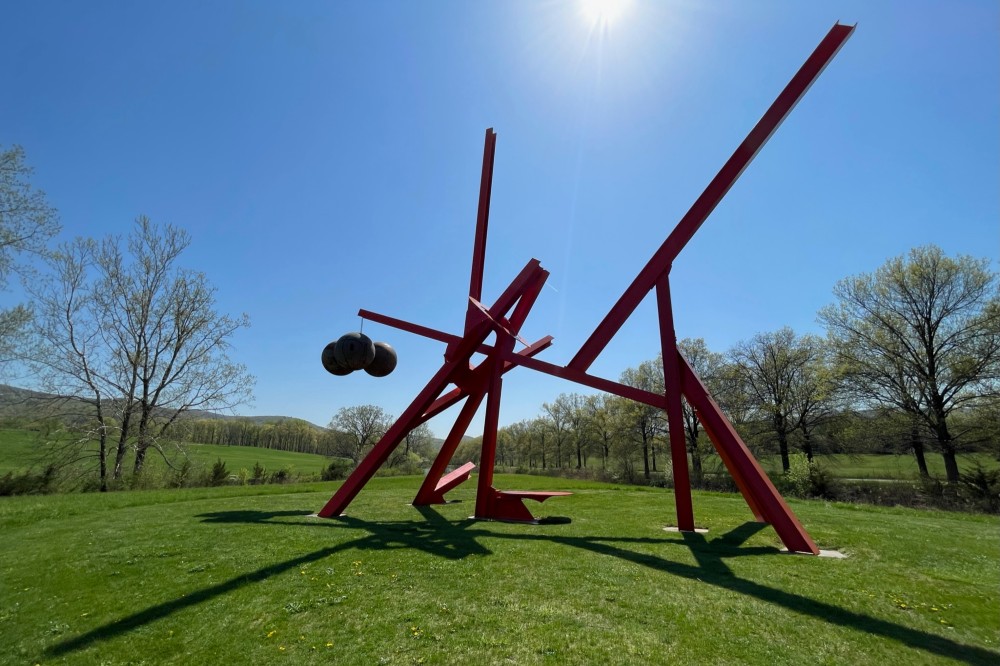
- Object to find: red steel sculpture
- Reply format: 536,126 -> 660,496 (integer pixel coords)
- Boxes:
318,23 -> 855,555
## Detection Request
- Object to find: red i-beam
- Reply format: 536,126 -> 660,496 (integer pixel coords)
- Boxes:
318,24 -> 854,554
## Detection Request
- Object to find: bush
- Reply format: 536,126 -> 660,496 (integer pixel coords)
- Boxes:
777,454 -> 840,500
321,458 -> 354,481
0,465 -> 58,496
171,459 -> 194,488
269,466 -> 292,484
209,458 -> 229,486
958,463 -> 1000,513
250,462 -> 267,485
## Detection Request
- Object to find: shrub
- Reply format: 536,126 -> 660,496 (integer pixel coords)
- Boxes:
0,465 -> 58,496
778,454 -> 840,500
269,466 -> 292,484
322,459 -> 353,481
250,462 -> 267,485
209,458 -> 229,486
958,463 -> 1000,513
171,459 -> 194,488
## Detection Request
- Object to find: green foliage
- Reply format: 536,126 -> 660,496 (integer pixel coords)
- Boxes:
321,458 -> 353,481
958,463 -> 1000,513
778,454 -> 839,499
208,458 -> 229,486
251,461 -> 267,484
269,466 -> 292,484
171,459 -> 193,488
0,464 -> 57,496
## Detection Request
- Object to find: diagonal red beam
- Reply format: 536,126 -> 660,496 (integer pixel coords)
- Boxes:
466,128 -> 497,333
359,308 -> 552,365
568,23 -> 855,372
678,354 -> 818,554
496,350 -> 668,409
417,336 -> 554,424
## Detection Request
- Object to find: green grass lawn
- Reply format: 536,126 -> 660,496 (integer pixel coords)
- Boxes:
0,428 -> 49,474
0,475 -> 997,665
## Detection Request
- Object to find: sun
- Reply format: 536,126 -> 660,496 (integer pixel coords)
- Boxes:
579,0 -> 632,26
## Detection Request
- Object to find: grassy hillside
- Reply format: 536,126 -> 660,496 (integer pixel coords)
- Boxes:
0,428 -> 333,480
0,476 -> 996,665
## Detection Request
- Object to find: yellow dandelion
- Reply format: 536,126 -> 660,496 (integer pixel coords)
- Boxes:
278,646 -> 286,651
326,642 -> 334,647
267,630 -> 277,638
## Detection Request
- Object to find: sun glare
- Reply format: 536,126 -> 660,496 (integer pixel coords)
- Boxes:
579,0 -> 632,27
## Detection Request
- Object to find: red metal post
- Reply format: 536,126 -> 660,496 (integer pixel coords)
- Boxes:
568,23 -> 855,373
466,128 -> 497,333
317,360 -> 461,517
413,391 -> 487,505
474,350 -> 511,518
679,356 -> 818,554
656,274 -> 695,531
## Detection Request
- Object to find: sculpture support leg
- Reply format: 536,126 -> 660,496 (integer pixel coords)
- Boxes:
475,353 -> 509,518
413,391 -> 486,505
656,274 -> 695,531
679,356 -> 818,554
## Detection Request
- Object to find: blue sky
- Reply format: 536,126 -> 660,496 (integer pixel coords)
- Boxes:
2,1 -> 997,435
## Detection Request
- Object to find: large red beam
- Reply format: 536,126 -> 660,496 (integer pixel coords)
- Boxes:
568,23 -> 855,372
678,355 -> 818,554
466,128 -> 497,332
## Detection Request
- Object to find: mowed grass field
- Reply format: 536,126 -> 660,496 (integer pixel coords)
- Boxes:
0,428 -> 333,477
1,475 -> 997,665
754,452 -> 1000,480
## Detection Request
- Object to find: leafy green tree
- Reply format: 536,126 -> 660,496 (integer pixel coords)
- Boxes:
676,339 -> 725,481
0,145 -> 60,365
820,245 -> 1000,482
619,359 -> 665,479
328,404 -> 393,464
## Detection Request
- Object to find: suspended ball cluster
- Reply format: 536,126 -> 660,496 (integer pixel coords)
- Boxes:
322,332 -> 397,378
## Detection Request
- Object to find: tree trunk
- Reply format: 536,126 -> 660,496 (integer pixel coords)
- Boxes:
930,404 -> 959,483
777,429 -> 790,472
801,430 -> 814,462
642,434 -> 650,480
98,429 -> 108,492
909,423 -> 929,477
690,438 -> 703,483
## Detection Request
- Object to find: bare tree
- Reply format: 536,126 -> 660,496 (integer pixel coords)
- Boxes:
728,328 -> 828,471
24,218 -> 254,489
820,245 -> 1000,482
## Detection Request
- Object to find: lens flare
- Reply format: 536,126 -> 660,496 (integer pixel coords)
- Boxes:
579,0 -> 632,26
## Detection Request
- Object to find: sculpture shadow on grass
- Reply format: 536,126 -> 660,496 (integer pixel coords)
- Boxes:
48,509 -> 997,666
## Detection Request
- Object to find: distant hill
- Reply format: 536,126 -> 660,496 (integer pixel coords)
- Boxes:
0,385 -> 326,431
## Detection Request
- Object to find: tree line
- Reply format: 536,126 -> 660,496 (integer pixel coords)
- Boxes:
334,247 -> 999,486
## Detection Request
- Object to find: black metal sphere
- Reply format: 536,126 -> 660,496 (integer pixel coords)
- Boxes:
321,342 -> 353,376
364,341 -> 397,377
334,332 -> 376,371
